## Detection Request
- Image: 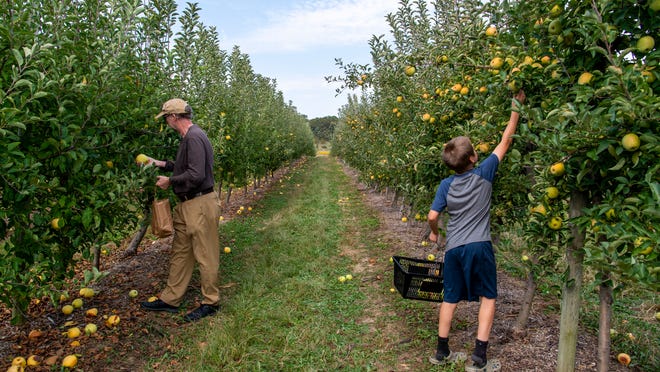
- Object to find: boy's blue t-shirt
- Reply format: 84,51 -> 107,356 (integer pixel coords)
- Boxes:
430,153 -> 499,251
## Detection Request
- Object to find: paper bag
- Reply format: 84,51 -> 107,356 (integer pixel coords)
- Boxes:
151,198 -> 173,238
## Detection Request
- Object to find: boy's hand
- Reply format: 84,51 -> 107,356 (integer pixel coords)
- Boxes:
512,90 -> 526,110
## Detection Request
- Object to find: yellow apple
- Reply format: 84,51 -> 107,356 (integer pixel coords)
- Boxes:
128,289 -> 138,298
485,26 -> 497,36
404,65 -> 416,76
617,353 -> 631,366
490,57 -> 504,69
224,246 -> 231,254
71,298 -> 83,309
62,355 -> 78,369
135,153 -> 149,164
84,323 -> 98,335
636,35 -> 655,53
62,305 -> 74,315
66,327 -> 81,339
548,217 -> 563,230
546,187 -> 560,199
51,218 -> 62,230
621,133 -> 640,151
105,314 -> 120,327
26,355 -> 39,367
12,357 -> 26,368
427,254 -> 435,261
338,276 -> 346,283
550,162 -> 565,177
578,72 -> 594,85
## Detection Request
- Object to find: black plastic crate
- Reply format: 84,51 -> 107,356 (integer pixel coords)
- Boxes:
393,256 -> 443,302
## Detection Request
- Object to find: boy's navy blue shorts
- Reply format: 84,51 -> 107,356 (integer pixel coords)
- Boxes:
442,241 -> 497,303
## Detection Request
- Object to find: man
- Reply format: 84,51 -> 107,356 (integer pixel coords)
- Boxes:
140,98 -> 221,322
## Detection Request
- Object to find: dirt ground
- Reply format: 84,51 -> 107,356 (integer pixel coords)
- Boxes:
0,156 -> 633,371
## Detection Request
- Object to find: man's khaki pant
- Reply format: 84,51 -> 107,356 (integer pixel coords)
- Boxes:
160,192 -> 221,306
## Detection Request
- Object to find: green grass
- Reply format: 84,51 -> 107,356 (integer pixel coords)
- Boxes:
145,157 -> 432,371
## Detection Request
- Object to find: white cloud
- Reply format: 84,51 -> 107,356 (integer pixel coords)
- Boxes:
232,0 -> 399,54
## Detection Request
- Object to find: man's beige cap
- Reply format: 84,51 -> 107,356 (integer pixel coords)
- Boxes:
154,98 -> 192,119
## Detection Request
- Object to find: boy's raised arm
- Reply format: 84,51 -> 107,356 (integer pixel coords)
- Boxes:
492,90 -> 526,161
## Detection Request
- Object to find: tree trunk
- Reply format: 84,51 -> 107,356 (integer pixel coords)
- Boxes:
597,274 -> 613,372
513,270 -> 537,333
92,244 -> 100,270
226,186 -> 233,205
122,222 -> 150,257
122,199 -> 153,257
557,190 -> 587,372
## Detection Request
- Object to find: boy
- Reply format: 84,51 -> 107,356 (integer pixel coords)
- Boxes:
427,90 -> 526,371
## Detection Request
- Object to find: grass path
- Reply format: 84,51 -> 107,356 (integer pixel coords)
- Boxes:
148,156 -> 445,371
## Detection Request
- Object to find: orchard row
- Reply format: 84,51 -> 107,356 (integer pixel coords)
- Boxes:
0,0 -> 315,324
330,0 -> 658,370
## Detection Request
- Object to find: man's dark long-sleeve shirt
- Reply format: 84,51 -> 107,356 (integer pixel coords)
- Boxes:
162,124 -> 214,196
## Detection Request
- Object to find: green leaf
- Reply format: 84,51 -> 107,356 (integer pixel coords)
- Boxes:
608,158 -> 625,171
12,49 -> 23,67
82,208 -> 93,229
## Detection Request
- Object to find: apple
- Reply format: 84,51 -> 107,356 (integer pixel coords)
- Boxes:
51,218 -> 62,230
548,19 -> 562,35
549,162 -> 565,177
135,153 -> 149,164
522,255 -> 529,261
636,35 -> 655,53
62,305 -> 74,315
427,254 -> 435,261
71,298 -> 83,309
578,72 -> 594,85
655,312 -> 660,321
548,217 -> 563,230
62,355 -> 78,369
105,314 -> 120,327
621,133 -> 640,151
546,187 -> 560,199
549,4 -> 562,17
84,323 -> 98,335
617,353 -> 631,366
12,357 -> 26,368
490,57 -> 504,69
345,274 -> 353,281
338,275 -> 346,283
485,26 -> 497,36
128,289 -> 138,298
26,355 -> 39,367
79,287 -> 94,298
404,65 -> 416,76
67,327 -> 81,339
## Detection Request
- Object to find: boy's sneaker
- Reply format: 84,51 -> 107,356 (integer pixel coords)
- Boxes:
465,358 -> 501,372
429,351 -> 467,365
140,299 -> 179,313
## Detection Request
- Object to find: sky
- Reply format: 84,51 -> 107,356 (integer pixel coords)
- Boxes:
174,0 -> 401,119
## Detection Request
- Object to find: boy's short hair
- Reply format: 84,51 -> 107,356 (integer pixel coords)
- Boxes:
442,136 -> 475,173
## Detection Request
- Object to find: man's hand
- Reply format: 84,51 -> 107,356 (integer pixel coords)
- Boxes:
156,175 -> 171,190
